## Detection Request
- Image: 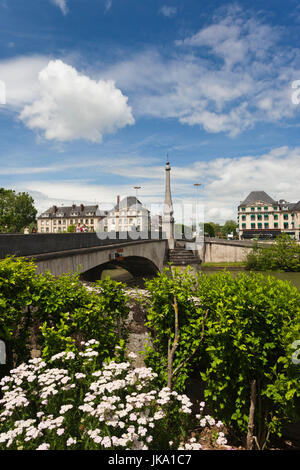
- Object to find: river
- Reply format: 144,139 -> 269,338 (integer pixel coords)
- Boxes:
101,266 -> 300,291
201,267 -> 300,291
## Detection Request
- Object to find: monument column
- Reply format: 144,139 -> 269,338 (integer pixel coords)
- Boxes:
162,159 -> 175,249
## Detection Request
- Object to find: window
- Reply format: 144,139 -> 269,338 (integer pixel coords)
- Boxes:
251,215 -> 255,220
284,214 -> 288,220
251,223 -> 255,229
264,206 -> 268,210
242,215 -> 246,221
273,206 -> 277,210
274,223 -> 278,228
257,215 -> 262,220
251,207 -> 255,212
85,219 -> 89,224
258,223 -> 262,228
241,207 -> 246,211
242,223 -> 246,228
264,223 -> 269,229
274,214 -> 278,220
53,220 -> 56,225
284,222 -> 288,229
257,206 -> 261,211
264,214 -> 269,220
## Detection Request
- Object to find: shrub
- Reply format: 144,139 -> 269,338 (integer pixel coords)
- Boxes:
143,267 -> 300,448
0,257 -> 130,372
143,267 -> 207,391
245,234 -> 300,271
196,271 -> 300,447
0,257 -> 38,369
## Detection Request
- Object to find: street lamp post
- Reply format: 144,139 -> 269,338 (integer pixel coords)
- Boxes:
133,186 -> 141,230
193,183 -> 201,236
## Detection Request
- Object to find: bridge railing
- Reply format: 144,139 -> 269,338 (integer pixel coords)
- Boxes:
0,230 -> 167,259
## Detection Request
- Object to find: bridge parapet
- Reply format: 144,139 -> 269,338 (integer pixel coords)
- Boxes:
0,231 -> 165,259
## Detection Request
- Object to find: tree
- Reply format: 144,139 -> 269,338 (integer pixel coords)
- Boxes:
221,220 -> 238,237
0,188 -> 37,233
204,222 -> 215,237
67,224 -> 76,233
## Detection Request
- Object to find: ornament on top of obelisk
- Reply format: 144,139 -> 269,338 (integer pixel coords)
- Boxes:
162,154 -> 175,249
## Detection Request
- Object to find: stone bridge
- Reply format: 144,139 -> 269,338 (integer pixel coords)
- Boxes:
0,233 -> 168,279
0,233 -> 261,277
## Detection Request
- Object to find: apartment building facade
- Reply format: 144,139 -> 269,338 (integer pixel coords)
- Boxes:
100,196 -> 151,233
238,191 -> 300,240
37,204 -> 106,233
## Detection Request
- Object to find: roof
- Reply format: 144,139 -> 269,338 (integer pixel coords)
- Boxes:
38,204 -> 106,219
239,191 -> 277,207
108,196 -> 149,213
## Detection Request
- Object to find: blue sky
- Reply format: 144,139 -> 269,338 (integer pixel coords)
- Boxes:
0,0 -> 299,223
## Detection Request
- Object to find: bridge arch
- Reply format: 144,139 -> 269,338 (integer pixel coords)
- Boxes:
80,255 -> 159,282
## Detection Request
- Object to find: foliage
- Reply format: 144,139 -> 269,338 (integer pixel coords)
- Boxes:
195,271 -> 300,446
204,223 -> 216,237
67,224 -> 76,233
221,220 -> 238,237
0,188 -> 37,233
143,267 -> 207,391
245,233 -> 300,271
143,267 -> 300,447
0,343 -> 200,450
0,257 -> 130,371
0,257 -> 38,368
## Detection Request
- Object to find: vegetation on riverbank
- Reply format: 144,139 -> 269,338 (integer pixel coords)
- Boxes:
201,261 -> 246,268
245,233 -> 300,272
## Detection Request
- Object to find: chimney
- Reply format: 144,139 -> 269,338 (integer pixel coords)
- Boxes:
52,205 -> 57,214
117,195 -> 120,205
80,204 -> 84,212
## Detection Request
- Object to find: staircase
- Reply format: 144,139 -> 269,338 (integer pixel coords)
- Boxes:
168,246 -> 201,266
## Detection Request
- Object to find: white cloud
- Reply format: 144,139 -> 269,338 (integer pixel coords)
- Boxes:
19,59 -> 134,142
51,0 -> 68,15
13,146 -> 300,224
105,0 -> 112,12
160,6 -> 177,18
100,8 -> 300,136
0,55 -> 49,107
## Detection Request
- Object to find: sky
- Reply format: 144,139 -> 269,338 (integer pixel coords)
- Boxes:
0,0 -> 299,223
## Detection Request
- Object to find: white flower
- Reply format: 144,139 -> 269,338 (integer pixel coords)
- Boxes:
66,437 -> 77,446
37,443 -> 50,450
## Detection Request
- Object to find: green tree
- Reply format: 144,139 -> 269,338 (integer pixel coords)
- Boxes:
67,224 -> 76,232
0,188 -> 37,233
204,222 -> 215,237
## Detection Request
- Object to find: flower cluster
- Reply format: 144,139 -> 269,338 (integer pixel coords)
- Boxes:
196,401 -> 229,448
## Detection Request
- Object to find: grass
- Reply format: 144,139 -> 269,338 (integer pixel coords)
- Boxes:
201,262 -> 246,268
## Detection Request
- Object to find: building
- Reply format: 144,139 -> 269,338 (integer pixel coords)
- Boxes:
101,196 -> 151,233
37,204 -> 106,233
238,191 -> 300,240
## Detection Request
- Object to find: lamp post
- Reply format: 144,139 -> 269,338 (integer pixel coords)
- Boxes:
193,183 -> 201,237
133,186 -> 141,230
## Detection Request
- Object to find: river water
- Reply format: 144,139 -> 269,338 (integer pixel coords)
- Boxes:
201,267 -> 300,291
101,266 -> 300,291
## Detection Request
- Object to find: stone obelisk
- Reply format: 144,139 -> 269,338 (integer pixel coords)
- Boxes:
162,158 -> 175,249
